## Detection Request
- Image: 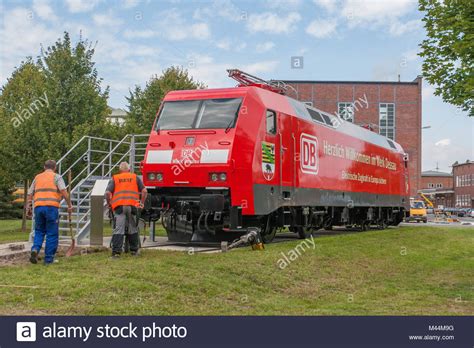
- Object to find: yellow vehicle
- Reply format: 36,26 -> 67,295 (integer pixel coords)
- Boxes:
406,200 -> 428,223
13,187 -> 24,203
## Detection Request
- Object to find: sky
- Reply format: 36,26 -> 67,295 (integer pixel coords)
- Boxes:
0,0 -> 472,172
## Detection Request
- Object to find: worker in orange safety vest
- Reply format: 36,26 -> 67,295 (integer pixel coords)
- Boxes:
105,162 -> 147,258
26,160 -> 72,265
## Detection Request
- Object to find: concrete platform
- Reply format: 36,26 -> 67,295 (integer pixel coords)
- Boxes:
0,241 -> 29,259
80,236 -> 224,254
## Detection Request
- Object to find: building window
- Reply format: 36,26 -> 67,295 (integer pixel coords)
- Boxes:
338,102 -> 354,123
379,103 -> 395,140
436,183 -> 443,188
427,183 -> 434,188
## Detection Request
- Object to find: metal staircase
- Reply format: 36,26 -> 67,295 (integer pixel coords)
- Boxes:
30,134 -> 149,244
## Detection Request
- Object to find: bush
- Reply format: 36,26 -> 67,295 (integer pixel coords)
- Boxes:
0,188 -> 23,219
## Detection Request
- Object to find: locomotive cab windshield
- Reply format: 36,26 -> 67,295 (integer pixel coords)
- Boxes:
155,98 -> 242,130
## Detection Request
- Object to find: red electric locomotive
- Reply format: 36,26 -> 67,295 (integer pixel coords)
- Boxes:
141,70 -> 409,242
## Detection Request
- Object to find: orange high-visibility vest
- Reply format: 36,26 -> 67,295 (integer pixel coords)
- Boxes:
111,172 -> 140,210
33,171 -> 61,208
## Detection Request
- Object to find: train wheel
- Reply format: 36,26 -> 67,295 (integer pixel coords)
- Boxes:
261,216 -> 277,243
359,222 -> 368,232
261,226 -> 277,243
296,226 -> 313,239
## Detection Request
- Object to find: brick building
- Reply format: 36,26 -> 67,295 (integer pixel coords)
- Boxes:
419,170 -> 454,208
282,77 -> 422,197
453,160 -> 474,208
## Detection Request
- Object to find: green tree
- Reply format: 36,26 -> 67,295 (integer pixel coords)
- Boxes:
37,32 -> 111,157
0,32 -> 112,223
419,0 -> 474,116
0,59 -> 48,225
126,66 -> 206,133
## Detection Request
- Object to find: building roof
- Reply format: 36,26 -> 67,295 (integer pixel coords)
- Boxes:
278,76 -> 421,86
421,170 -> 452,177
452,160 -> 474,167
110,107 -> 127,117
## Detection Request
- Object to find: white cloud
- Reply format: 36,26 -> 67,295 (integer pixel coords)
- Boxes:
122,0 -> 141,9
422,81 -> 436,100
92,11 -> 123,28
256,41 -> 275,53
389,18 -> 422,36
306,18 -> 337,38
123,29 -> 155,39
0,7 -> 59,83
192,23 -> 211,39
158,9 -> 211,41
313,0 -> 337,12
185,54 -> 279,89
193,0 -> 244,22
214,38 -> 246,51
342,0 -> 416,27
65,0 -> 100,13
32,0 -> 58,21
247,12 -> 301,34
308,0 -> 421,39
216,39 -> 231,50
435,138 -> 451,147
243,60 -> 279,74
265,0 -> 302,9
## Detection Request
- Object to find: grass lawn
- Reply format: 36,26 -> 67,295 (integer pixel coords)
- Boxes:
0,219 -> 31,243
0,226 -> 472,315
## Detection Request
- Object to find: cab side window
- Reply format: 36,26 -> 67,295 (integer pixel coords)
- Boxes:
266,110 -> 276,135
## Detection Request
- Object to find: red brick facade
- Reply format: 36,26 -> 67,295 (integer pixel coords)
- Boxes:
420,171 -> 454,208
420,175 -> 453,190
453,161 -> 474,208
283,78 -> 422,197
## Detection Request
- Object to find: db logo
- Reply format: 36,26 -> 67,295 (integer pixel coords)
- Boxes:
300,133 -> 319,175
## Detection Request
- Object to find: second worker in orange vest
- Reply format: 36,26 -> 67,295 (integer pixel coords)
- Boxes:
106,162 -> 147,257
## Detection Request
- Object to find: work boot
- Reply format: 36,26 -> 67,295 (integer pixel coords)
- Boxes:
29,250 -> 38,264
128,233 -> 140,254
111,234 -> 125,255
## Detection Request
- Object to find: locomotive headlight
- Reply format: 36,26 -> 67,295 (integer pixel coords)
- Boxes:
211,173 -> 219,182
219,173 -> 227,181
156,173 -> 163,181
147,173 -> 156,181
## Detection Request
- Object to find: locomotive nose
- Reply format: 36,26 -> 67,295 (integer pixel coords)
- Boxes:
143,129 -> 234,188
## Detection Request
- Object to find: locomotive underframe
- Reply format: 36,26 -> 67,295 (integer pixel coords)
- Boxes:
143,187 -> 407,243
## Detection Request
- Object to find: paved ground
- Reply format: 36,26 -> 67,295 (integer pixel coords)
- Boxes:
401,214 -> 474,227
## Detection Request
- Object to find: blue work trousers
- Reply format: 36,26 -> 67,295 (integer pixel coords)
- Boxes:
32,206 -> 59,264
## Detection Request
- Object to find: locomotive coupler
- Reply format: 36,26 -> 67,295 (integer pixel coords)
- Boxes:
225,227 -> 264,251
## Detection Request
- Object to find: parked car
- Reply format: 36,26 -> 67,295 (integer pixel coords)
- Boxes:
470,209 -> 474,218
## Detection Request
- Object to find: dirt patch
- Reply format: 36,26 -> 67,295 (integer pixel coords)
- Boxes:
0,245 -> 108,267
